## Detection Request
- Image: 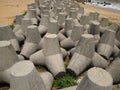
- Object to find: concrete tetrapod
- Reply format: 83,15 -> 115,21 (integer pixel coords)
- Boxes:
20,25 -> 41,59
112,45 -> 120,58
30,48 -> 67,66
71,24 -> 84,41
115,27 -> 120,48
69,9 -> 77,20
88,21 -> 100,45
60,37 -> 77,50
10,61 -> 46,90
80,15 -> 90,26
67,34 -> 95,76
43,34 -> 65,78
89,12 -> 99,21
64,18 -> 73,37
97,29 -> 115,59
79,15 -> 90,33
106,57 -> 120,84
108,23 -> 119,32
79,7 -> 84,14
28,9 -> 38,25
40,71 -> 54,90
76,67 -> 113,90
58,32 -> 67,42
100,17 -> 109,27
92,52 -> 108,69
0,24 -> 20,53
0,41 -> 19,83
38,14 -> 49,36
47,19 -> 59,34
58,12 -> 66,29
15,18 -> 32,44
13,14 -> 23,32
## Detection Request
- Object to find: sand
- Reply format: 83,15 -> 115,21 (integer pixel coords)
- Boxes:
80,3 -> 120,24
0,0 -> 34,25
0,0 -> 120,25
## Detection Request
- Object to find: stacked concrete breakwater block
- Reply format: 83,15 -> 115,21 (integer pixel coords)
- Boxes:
0,0 -> 120,89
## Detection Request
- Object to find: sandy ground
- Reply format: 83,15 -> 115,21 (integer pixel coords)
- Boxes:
0,0 -> 120,25
0,0 -> 34,25
80,3 -> 120,24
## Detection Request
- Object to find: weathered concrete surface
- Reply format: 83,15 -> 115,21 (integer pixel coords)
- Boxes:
77,67 -> 113,90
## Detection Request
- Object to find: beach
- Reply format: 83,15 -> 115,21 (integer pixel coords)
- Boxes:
0,0 -> 120,25
80,3 -> 120,24
0,0 -> 34,25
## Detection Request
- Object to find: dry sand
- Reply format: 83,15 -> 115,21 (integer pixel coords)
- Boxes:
0,0 -> 34,25
80,3 -> 120,24
0,0 -> 120,25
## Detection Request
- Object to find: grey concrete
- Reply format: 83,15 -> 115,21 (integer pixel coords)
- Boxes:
18,55 -> 25,61
71,24 -> 84,41
60,37 -> 76,50
0,24 -> 20,53
48,19 -> 59,34
38,14 -> 49,36
58,32 -> 67,41
13,14 -> 23,32
78,6 -> 84,14
64,18 -> 73,37
20,25 -> 41,58
67,34 -> 95,76
116,26 -> 120,47
69,9 -> 77,19
0,41 -> 19,83
89,12 -> 99,21
100,17 -> 109,27
58,12 -> 66,29
43,34 -> 65,77
97,29 -> 115,59
75,34 -> 95,58
28,9 -> 38,25
80,15 -> 90,26
106,57 -> 120,84
30,48 -> 67,66
67,53 -> 91,76
108,23 -> 119,32
15,18 -> 32,43
112,45 -> 120,58
88,21 -> 100,45
10,61 -> 46,90
40,71 -> 54,90
77,67 -> 113,90
92,52 -> 108,69
20,43 -> 39,59
65,5 -> 71,15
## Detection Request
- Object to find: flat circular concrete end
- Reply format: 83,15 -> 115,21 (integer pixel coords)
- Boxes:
88,67 -> 113,87
82,34 -> 94,38
11,61 -> 34,77
45,33 -> 57,38
28,25 -> 37,29
91,21 -> 100,25
0,41 -> 10,47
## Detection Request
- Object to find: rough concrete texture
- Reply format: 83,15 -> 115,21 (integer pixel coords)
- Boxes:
10,61 -> 46,90
77,67 -> 113,90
